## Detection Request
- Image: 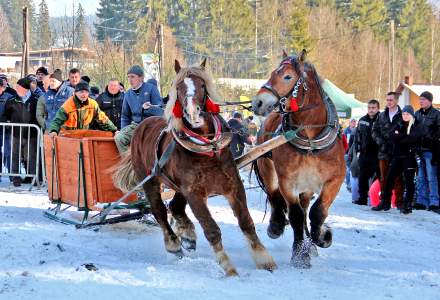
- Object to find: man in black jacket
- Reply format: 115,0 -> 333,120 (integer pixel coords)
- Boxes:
96,79 -> 124,130
414,91 -> 440,211
354,99 -> 380,205
372,92 -> 404,208
227,112 -> 253,158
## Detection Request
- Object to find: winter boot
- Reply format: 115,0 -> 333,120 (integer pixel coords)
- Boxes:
400,199 -> 412,215
372,198 -> 391,211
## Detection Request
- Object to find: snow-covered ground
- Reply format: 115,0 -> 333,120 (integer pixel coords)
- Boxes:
0,176 -> 439,300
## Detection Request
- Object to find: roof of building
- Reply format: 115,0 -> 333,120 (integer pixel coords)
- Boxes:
396,82 -> 440,105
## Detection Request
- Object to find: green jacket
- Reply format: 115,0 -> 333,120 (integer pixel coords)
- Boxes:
49,95 -> 117,133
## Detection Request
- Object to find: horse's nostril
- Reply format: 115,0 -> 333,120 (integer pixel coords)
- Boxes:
257,100 -> 263,108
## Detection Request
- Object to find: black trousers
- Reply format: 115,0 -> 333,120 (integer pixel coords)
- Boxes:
382,156 -> 416,205
358,155 -> 379,202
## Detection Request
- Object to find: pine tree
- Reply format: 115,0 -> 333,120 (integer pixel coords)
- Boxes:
385,0 -> 406,21
0,5 -> 13,51
286,0 -> 312,53
396,0 -> 433,79
95,0 -> 137,42
336,0 -> 388,37
1,0 -> 36,50
75,3 -> 86,47
37,0 -> 51,49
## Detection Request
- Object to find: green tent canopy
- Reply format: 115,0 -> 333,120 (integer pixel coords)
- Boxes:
322,79 -> 367,119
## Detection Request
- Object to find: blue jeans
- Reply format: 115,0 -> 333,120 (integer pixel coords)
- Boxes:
344,154 -> 351,187
350,174 -> 359,202
416,151 -> 439,207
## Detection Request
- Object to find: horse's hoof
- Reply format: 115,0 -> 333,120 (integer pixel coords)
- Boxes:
291,242 -> 312,269
312,226 -> 333,248
225,268 -> 239,277
257,261 -> 278,272
310,243 -> 319,257
267,221 -> 285,239
181,237 -> 196,251
168,248 -> 184,258
291,255 -> 312,269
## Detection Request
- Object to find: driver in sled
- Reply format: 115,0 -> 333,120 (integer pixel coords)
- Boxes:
114,65 -> 164,154
49,81 -> 117,135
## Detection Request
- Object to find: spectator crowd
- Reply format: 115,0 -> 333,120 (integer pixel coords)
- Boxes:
345,91 -> 440,215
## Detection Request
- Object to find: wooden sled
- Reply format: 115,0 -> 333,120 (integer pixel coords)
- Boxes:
43,130 -> 174,226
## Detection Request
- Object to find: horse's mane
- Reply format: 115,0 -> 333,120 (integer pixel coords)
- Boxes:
165,66 -> 222,131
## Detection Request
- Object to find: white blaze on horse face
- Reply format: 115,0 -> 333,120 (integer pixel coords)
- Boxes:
184,77 -> 204,128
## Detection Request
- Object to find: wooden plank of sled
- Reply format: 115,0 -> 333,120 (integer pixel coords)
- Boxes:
235,130 -> 298,169
44,130 -> 138,210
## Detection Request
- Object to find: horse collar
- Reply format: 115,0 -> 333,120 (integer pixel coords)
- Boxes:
172,114 -> 232,157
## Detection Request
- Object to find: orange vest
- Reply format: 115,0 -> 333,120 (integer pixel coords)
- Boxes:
61,96 -> 109,130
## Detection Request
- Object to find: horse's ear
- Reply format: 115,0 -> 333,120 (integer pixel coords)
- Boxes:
200,57 -> 207,70
174,59 -> 181,74
282,50 -> 288,59
299,49 -> 307,63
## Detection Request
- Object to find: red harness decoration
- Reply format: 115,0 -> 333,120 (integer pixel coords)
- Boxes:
173,97 -> 220,118
205,97 -> 220,113
290,98 -> 299,112
172,101 -> 184,118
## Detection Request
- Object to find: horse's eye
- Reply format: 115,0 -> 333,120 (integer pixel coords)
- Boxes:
284,75 -> 292,80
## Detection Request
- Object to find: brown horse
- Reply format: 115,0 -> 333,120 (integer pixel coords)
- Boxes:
113,59 -> 276,276
251,50 -> 345,268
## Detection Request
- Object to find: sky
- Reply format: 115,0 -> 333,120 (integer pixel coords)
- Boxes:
33,0 -> 100,17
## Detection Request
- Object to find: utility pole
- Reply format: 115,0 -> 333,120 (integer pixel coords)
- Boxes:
71,0 -> 75,68
255,0 -> 258,58
431,17 -> 435,84
21,7 -> 29,77
390,19 -> 395,89
157,24 -> 165,96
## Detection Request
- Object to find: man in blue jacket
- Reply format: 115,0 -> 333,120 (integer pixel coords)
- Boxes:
115,65 -> 163,153
36,69 -> 74,131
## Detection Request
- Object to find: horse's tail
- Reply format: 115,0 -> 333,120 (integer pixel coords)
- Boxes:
252,159 -> 268,196
112,149 -> 139,193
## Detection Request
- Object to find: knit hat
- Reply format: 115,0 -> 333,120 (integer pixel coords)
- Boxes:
233,112 -> 243,119
127,65 -> 144,77
402,105 -> 415,118
420,91 -> 433,102
90,86 -> 100,95
36,66 -> 49,76
17,77 -> 32,90
49,69 -> 63,82
26,74 -> 37,83
81,75 -> 91,83
75,80 -> 90,93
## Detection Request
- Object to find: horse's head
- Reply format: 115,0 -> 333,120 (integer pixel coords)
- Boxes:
252,49 -> 308,116
165,58 -> 221,131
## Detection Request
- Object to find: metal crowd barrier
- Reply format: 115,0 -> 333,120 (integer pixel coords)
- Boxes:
0,122 -> 46,189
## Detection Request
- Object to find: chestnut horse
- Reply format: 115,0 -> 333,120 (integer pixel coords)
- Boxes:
113,59 -> 276,276
252,50 -> 345,268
